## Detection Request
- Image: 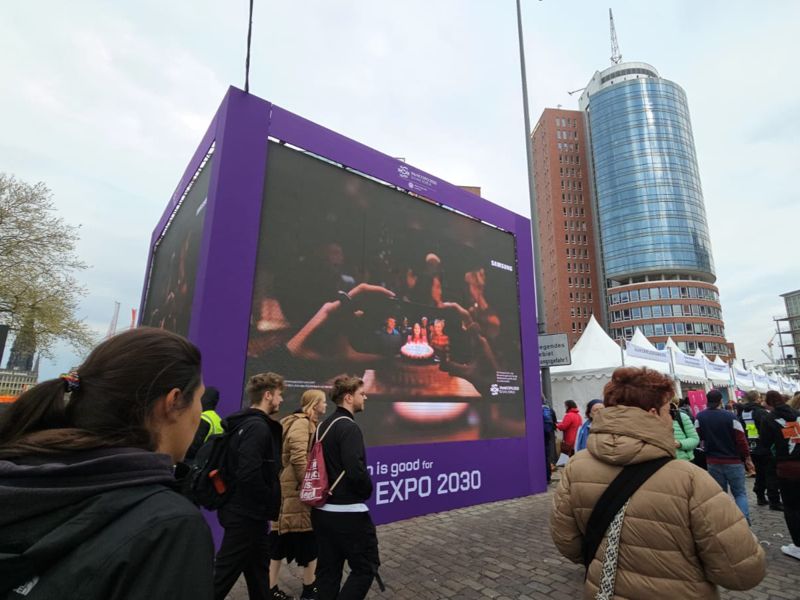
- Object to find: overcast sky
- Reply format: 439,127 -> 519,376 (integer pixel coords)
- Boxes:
2,0 -> 798,380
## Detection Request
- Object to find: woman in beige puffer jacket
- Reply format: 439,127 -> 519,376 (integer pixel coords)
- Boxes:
551,367 -> 766,599
269,389 -> 328,597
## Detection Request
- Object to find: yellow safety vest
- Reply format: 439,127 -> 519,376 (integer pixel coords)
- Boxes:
201,410 -> 224,441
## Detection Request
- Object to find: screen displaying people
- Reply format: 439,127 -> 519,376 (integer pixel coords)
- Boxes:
246,143 -> 525,447
142,157 -> 212,336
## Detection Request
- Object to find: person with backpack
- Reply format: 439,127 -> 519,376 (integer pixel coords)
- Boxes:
213,373 -> 285,600
269,389 -> 328,600
760,390 -> 800,560
185,386 -> 224,461
311,375 -> 380,600
0,327 -> 214,599
670,399 -> 699,461
551,367 -> 765,599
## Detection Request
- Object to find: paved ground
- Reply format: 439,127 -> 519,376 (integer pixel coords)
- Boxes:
230,481 -> 799,599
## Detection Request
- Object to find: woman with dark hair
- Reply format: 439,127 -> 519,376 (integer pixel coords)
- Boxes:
551,367 -> 765,599
556,399 -> 582,457
575,399 -> 602,452
0,327 -> 213,599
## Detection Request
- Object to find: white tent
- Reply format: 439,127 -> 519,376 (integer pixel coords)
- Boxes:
666,338 -> 707,384
550,315 -> 622,415
767,373 -> 781,391
623,328 -> 672,375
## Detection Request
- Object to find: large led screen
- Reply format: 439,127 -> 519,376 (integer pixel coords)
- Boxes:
142,156 -> 213,336
246,143 -> 524,447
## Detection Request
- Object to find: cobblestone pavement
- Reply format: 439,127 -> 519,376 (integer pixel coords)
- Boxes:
230,483 -> 799,600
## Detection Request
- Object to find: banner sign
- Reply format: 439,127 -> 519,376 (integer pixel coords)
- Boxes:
733,367 -> 754,387
687,389 -> 707,416
625,341 -> 669,363
674,352 -> 704,370
705,360 -> 730,379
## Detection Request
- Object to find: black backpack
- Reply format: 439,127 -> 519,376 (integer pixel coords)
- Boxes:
188,428 -> 237,510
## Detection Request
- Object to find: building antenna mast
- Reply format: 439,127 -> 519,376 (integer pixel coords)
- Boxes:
609,8 -> 622,64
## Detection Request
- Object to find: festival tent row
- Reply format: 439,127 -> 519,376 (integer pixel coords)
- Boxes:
550,316 -> 800,413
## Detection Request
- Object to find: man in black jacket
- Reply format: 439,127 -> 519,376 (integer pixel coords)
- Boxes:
737,390 -> 780,508
311,375 -> 379,600
760,390 -> 800,560
214,372 -> 285,600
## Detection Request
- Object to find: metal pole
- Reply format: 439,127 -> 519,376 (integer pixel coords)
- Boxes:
516,0 -> 552,403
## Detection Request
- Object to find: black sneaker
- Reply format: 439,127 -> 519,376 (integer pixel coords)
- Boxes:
271,586 -> 295,600
756,495 -> 768,506
770,503 -> 784,512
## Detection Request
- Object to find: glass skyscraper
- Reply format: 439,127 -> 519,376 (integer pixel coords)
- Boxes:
575,62 -> 732,357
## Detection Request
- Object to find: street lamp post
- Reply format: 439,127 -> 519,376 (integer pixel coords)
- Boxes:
515,0 -> 552,404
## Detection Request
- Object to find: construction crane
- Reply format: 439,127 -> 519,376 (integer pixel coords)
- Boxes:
609,8 -> 623,64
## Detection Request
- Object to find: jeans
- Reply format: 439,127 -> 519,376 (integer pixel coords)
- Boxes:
708,462 -> 750,523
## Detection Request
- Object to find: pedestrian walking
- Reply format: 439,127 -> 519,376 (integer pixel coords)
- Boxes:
269,389 -> 329,600
575,399 -> 602,452
0,327 -> 214,600
556,400 -> 582,457
760,390 -> 800,560
213,373 -> 285,600
671,400 -> 699,461
695,389 -> 754,522
551,367 -> 765,599
737,390 -> 780,509
311,375 -> 381,600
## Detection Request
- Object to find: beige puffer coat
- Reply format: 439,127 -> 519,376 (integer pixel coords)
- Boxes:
551,405 -> 765,599
276,412 -> 316,534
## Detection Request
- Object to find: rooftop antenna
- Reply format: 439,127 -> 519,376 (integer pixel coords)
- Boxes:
609,8 -> 622,64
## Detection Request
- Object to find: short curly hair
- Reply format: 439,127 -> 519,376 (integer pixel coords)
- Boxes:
603,367 -> 675,413
246,372 -> 285,406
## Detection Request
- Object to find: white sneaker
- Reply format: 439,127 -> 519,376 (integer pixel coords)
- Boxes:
781,544 -> 800,560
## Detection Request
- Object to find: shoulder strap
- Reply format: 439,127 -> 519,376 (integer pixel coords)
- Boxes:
675,411 -> 688,436
316,416 -> 352,443
581,456 -> 672,572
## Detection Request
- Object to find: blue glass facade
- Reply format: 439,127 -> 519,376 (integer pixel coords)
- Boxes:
587,78 -> 715,281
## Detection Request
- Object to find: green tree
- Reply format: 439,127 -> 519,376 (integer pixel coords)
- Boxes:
0,174 -> 95,359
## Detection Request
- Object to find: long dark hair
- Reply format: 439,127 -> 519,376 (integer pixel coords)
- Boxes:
0,327 -> 202,458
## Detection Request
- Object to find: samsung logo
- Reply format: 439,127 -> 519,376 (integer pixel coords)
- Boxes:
491,260 -> 513,272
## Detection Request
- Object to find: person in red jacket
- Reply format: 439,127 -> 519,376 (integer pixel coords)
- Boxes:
557,400 -> 583,456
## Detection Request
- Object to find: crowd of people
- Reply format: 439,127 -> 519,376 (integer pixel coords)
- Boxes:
549,368 -> 800,598
0,328 -> 379,600
2,327 -> 799,599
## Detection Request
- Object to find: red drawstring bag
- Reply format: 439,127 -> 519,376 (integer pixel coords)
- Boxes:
300,416 -> 349,507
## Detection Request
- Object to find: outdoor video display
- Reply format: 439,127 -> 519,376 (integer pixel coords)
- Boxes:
142,156 -> 213,336
246,143 -> 525,447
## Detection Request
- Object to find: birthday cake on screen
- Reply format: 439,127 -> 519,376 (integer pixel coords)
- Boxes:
400,323 -> 434,360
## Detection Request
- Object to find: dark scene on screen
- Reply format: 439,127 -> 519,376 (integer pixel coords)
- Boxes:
246,142 -> 525,447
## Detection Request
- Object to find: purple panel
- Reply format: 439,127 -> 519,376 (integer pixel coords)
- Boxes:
515,214 -> 547,492
190,87 -> 272,419
367,438 -> 531,524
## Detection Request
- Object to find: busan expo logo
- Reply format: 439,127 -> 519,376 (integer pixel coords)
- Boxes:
397,165 -> 410,179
